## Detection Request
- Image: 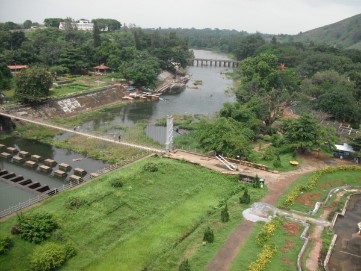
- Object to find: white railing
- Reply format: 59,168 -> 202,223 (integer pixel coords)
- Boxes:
216,154 -> 236,171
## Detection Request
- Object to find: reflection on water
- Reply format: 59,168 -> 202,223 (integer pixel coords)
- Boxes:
328,195 -> 361,271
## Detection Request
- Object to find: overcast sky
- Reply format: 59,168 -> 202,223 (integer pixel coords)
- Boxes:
0,0 -> 360,34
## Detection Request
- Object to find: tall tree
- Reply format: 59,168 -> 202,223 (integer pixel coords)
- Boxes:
43,18 -> 63,28
0,64 -> 12,91
93,21 -> 101,48
15,66 -> 52,104
235,53 -> 288,126
350,133 -> 361,161
23,20 -> 32,29
283,114 -> 335,153
196,117 -> 254,157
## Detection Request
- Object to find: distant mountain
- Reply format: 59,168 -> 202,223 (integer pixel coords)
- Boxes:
294,13 -> 361,49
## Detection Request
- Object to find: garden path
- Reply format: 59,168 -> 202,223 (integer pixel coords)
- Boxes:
205,153 -> 352,271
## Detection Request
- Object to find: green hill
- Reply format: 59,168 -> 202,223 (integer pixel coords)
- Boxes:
294,13 -> 361,49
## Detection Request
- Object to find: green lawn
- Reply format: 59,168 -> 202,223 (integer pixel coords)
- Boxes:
249,151 -> 302,172
0,157 -> 266,271
230,218 -> 304,271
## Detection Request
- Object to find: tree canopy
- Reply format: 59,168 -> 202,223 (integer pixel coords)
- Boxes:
15,66 -> 53,104
283,114 -> 335,153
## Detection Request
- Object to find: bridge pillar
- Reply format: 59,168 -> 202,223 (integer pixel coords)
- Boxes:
166,115 -> 174,152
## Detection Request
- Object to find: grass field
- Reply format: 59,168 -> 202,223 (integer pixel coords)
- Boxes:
249,151 -> 302,172
0,157 -> 267,271
230,218 -> 304,271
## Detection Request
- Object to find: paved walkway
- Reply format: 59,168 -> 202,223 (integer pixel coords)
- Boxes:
0,113 -> 163,153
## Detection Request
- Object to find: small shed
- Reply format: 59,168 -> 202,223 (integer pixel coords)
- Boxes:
333,143 -> 355,159
94,64 -> 110,74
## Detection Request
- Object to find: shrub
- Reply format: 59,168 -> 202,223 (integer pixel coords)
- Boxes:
221,203 -> 230,222
262,135 -> 272,142
0,235 -> 13,255
203,227 -> 214,243
253,175 -> 261,189
111,179 -> 124,188
15,213 -> 58,243
273,155 -> 282,168
142,162 -> 159,172
239,188 -> 251,204
65,197 -> 88,210
179,259 -> 191,271
30,242 -> 75,271
52,229 -> 65,242
262,147 -> 277,161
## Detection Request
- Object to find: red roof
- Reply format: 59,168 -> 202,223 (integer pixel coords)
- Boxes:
7,65 -> 28,70
94,65 -> 110,70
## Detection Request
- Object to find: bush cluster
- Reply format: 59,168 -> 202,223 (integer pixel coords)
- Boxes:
239,188 -> 251,204
111,179 -> 124,188
203,226 -> 214,243
220,203 -> 230,222
14,213 -> 58,243
179,259 -> 191,271
30,242 -> 76,271
0,235 -> 13,255
64,197 -> 88,210
142,162 -> 159,172
282,165 -> 361,208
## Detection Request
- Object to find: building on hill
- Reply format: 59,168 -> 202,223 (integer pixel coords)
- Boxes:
59,20 -> 93,31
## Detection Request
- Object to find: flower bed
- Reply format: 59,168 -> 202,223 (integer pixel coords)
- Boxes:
281,165 -> 361,208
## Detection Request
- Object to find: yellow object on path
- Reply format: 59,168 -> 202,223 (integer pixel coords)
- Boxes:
290,161 -> 299,166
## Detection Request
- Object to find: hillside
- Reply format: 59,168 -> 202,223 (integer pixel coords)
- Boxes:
293,13 -> 361,49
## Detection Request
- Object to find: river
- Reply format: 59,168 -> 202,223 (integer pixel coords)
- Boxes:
77,49 -> 236,143
0,49 -> 235,211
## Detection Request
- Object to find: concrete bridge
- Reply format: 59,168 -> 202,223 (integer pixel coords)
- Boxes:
191,58 -> 239,68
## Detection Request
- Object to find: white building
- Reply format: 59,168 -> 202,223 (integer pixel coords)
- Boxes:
59,20 -> 93,31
